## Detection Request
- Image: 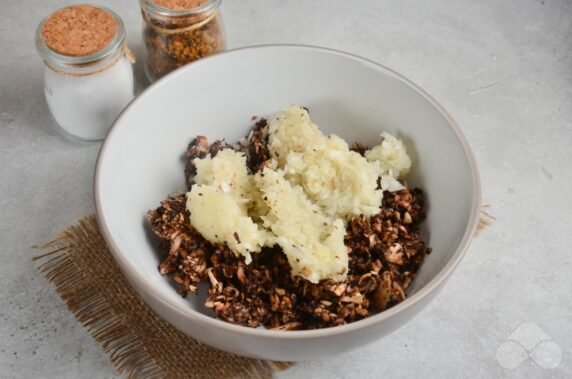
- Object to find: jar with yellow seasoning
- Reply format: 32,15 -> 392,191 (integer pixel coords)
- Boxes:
140,0 -> 225,83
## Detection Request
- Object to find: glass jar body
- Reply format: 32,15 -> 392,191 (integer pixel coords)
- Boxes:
141,0 -> 226,83
35,6 -> 135,141
43,55 -> 135,141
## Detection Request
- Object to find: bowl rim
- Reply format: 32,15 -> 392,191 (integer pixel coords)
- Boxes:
94,44 -> 481,340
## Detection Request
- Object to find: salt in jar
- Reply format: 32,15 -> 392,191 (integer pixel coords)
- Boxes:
35,5 -> 135,141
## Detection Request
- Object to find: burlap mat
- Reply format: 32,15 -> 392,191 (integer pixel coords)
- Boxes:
33,215 -> 292,378
34,208 -> 494,378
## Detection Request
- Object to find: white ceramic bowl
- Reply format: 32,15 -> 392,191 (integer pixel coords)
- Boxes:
95,45 -> 480,361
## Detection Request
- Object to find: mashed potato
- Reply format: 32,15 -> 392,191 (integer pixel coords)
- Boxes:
268,106 -> 325,167
283,134 -> 383,219
366,132 -> 412,179
186,105 -> 412,283
255,168 -> 348,283
187,185 -> 269,264
193,149 -> 252,200
188,150 -> 270,263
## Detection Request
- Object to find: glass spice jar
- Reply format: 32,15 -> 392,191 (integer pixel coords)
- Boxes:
35,5 -> 135,142
140,0 -> 226,83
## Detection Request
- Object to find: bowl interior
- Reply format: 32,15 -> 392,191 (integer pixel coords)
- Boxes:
96,45 -> 478,327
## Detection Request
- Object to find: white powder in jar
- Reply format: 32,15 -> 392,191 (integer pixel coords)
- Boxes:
36,5 -> 134,141
43,55 -> 134,141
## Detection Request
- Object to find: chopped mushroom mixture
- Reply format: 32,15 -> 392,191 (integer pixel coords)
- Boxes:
148,109 -> 431,329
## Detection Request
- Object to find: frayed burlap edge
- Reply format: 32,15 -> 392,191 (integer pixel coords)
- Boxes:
33,215 -> 292,379
477,205 -> 495,235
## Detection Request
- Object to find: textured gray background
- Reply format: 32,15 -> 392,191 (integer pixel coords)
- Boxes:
1,0 -> 571,378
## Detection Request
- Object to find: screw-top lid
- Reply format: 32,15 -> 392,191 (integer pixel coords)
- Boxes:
41,5 -> 117,57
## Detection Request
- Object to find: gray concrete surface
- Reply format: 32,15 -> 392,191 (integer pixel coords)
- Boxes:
1,0 -> 571,378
